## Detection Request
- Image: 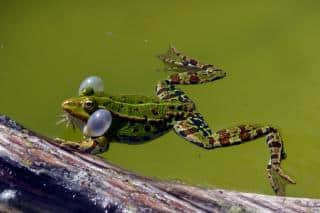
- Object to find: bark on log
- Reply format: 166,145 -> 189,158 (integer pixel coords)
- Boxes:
0,115 -> 319,213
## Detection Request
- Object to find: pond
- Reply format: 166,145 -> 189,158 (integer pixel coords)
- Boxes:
1,0 -> 320,198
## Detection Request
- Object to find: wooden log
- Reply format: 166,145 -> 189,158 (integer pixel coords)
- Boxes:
0,115 -> 319,212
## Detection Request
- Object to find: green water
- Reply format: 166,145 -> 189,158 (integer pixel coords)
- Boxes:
1,0 -> 320,198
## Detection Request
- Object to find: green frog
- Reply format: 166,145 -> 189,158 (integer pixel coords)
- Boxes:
58,46 -> 295,195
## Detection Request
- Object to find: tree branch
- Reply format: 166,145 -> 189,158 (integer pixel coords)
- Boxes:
0,115 -> 319,212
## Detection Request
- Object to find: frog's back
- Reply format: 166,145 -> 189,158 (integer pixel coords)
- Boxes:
106,94 -> 161,104
102,94 -> 194,142
100,94 -> 195,123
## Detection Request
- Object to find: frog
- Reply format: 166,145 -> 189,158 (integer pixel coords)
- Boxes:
58,46 -> 295,196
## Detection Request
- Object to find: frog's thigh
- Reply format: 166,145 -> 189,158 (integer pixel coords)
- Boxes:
173,112 -> 214,148
156,80 -> 192,103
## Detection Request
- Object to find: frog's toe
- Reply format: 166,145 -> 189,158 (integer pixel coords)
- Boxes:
267,165 -> 295,196
60,140 -> 95,153
270,165 -> 295,184
278,169 -> 296,184
60,141 -> 80,149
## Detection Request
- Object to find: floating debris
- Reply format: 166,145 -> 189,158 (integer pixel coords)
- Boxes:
106,32 -> 113,36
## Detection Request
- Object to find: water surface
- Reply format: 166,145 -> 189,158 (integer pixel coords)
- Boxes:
1,0 -> 320,198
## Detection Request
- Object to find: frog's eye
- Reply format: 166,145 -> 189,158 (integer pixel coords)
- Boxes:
79,76 -> 104,96
83,99 -> 97,111
83,109 -> 112,137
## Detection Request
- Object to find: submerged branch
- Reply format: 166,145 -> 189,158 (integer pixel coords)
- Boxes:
0,115 -> 319,212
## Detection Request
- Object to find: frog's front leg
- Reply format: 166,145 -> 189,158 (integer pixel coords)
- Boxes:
57,136 -> 110,154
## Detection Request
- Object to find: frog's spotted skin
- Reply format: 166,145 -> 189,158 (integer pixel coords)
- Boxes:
60,46 -> 295,196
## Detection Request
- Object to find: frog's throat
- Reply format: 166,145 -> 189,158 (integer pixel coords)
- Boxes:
64,112 -> 87,130
62,106 -> 88,122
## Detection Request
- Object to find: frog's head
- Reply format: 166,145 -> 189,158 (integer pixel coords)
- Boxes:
62,96 -> 113,137
62,96 -> 99,122
60,76 -> 113,137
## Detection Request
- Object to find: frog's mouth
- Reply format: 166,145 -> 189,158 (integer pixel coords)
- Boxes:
57,112 -> 86,131
59,99 -> 90,130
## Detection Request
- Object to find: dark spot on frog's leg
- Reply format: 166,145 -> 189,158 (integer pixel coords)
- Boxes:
179,130 -> 187,137
208,137 -> 215,145
218,130 -> 232,146
174,90 -> 183,96
190,116 -> 205,127
183,106 -> 191,112
169,74 -> 181,84
179,127 -> 198,137
257,128 -> 263,135
166,94 -> 178,100
138,101 -> 144,104
268,141 -> 282,148
183,60 -> 189,66
168,105 -> 175,110
200,128 -> 211,137
133,127 -> 139,132
190,59 -> 198,65
267,135 -> 274,142
189,75 -> 200,84
156,87 -> 169,96
175,112 -> 185,120
202,64 -> 214,70
239,131 -> 250,140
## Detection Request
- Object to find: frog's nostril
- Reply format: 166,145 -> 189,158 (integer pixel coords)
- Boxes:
62,100 -> 72,109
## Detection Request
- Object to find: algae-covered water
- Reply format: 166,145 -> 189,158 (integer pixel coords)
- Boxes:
1,0 -> 320,198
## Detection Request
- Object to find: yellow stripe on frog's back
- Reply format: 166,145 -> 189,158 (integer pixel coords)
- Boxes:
95,96 -> 193,122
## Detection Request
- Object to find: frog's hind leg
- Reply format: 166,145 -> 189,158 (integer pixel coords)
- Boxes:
158,46 -> 226,85
156,46 -> 226,102
156,80 -> 193,103
173,113 -> 295,196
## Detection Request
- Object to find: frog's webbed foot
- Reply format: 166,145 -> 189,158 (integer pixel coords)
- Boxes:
265,132 -> 296,196
159,45 -> 216,72
158,46 -> 226,85
158,45 -> 197,72
267,162 -> 296,196
55,136 -> 110,154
